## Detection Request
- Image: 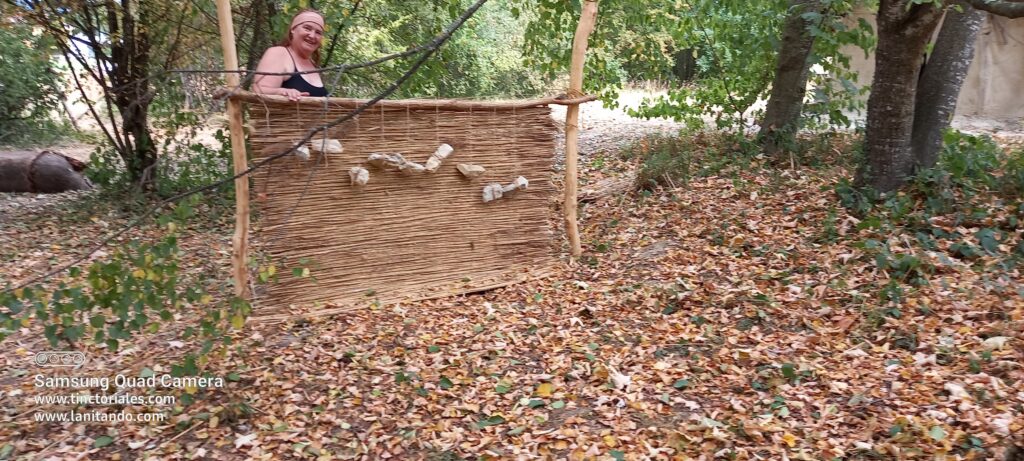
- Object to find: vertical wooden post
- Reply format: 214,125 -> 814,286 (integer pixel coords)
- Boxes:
215,0 -> 251,299
564,1 -> 598,259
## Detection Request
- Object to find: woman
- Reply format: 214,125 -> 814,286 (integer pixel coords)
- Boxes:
253,9 -> 329,100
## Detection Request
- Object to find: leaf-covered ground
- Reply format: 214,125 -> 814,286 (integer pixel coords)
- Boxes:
2,132 -> 1022,460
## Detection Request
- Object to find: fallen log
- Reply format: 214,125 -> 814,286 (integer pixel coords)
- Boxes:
0,150 -> 92,193
579,173 -> 635,203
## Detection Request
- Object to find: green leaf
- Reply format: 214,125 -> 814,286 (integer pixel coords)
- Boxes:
673,379 -> 690,389
475,415 -> 506,429
976,228 -> 999,254
139,367 -> 155,378
929,426 -> 946,441
227,372 -> 241,382
439,377 -> 454,390
610,450 -> 626,461
781,363 -> 796,380
550,400 -> 565,409
93,436 -> 114,448
527,399 -> 545,408
0,443 -> 13,460
427,345 -> 440,353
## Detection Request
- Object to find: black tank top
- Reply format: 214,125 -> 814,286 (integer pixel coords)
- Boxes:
281,49 -> 328,97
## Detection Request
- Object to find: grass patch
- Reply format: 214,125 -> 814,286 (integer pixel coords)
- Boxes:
633,130 -> 862,192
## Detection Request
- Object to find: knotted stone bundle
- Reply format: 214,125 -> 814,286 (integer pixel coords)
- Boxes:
482,176 -> 529,203
366,153 -> 425,174
425,144 -> 454,173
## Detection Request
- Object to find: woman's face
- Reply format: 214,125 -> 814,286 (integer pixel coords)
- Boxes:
291,21 -> 324,55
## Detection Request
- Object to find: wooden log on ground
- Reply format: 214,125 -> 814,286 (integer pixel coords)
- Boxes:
0,151 -> 91,193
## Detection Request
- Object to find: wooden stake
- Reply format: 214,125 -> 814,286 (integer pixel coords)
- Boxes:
215,0 -> 251,299
565,1 -> 598,259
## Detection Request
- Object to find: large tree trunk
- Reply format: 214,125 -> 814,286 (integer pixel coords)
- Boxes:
111,0 -> 157,189
0,151 -> 92,193
243,0 -> 276,81
759,0 -> 823,157
912,4 -> 985,170
857,0 -> 943,193
964,0 -> 1024,18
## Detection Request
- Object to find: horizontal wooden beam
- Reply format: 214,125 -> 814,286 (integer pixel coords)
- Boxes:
213,88 -> 599,110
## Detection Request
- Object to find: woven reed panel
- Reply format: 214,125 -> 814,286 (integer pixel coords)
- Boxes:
246,98 -> 559,309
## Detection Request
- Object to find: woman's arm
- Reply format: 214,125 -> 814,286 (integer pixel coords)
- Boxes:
252,47 -> 308,101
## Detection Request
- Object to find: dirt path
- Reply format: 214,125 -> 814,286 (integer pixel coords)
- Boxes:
550,91 -> 687,163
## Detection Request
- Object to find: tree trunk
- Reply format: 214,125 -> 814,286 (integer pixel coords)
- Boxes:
964,0 -> 1024,18
911,3 -> 985,170
759,0 -> 823,157
244,0 -> 276,82
857,0 -> 943,193
0,151 -> 92,193
111,0 -> 157,189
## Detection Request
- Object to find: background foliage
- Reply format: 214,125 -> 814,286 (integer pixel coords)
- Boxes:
0,20 -> 67,145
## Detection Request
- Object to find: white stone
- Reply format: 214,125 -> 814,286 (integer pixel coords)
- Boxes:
314,138 -> 343,154
457,163 -> 486,178
425,143 -> 454,173
349,167 -> 369,186
482,184 -> 504,203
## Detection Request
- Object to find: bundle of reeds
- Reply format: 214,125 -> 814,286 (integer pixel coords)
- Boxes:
237,92 -> 561,315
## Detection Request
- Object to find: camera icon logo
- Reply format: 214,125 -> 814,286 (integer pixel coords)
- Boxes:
33,351 -> 87,367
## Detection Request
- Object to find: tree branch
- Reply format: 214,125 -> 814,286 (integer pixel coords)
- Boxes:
323,0 -> 362,67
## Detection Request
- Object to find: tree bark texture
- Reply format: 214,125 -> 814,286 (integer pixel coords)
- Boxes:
0,151 -> 91,193
759,0 -> 823,157
912,3 -> 985,170
858,0 -> 943,193
243,0 -> 276,79
964,0 -> 1024,18
110,0 -> 157,189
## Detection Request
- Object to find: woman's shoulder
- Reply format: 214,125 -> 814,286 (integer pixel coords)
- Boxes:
256,46 -> 293,72
262,46 -> 290,58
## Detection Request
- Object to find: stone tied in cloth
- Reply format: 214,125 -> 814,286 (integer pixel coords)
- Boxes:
291,11 -> 325,31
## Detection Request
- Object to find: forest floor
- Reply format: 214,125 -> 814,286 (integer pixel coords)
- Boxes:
1,98 -> 1022,460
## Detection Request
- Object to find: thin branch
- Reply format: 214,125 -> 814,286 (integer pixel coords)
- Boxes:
323,0 -> 363,67
58,46 -> 121,153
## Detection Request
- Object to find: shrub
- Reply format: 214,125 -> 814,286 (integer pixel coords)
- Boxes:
634,131 -> 770,191
86,129 -> 233,200
0,22 -> 68,145
635,135 -> 695,191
